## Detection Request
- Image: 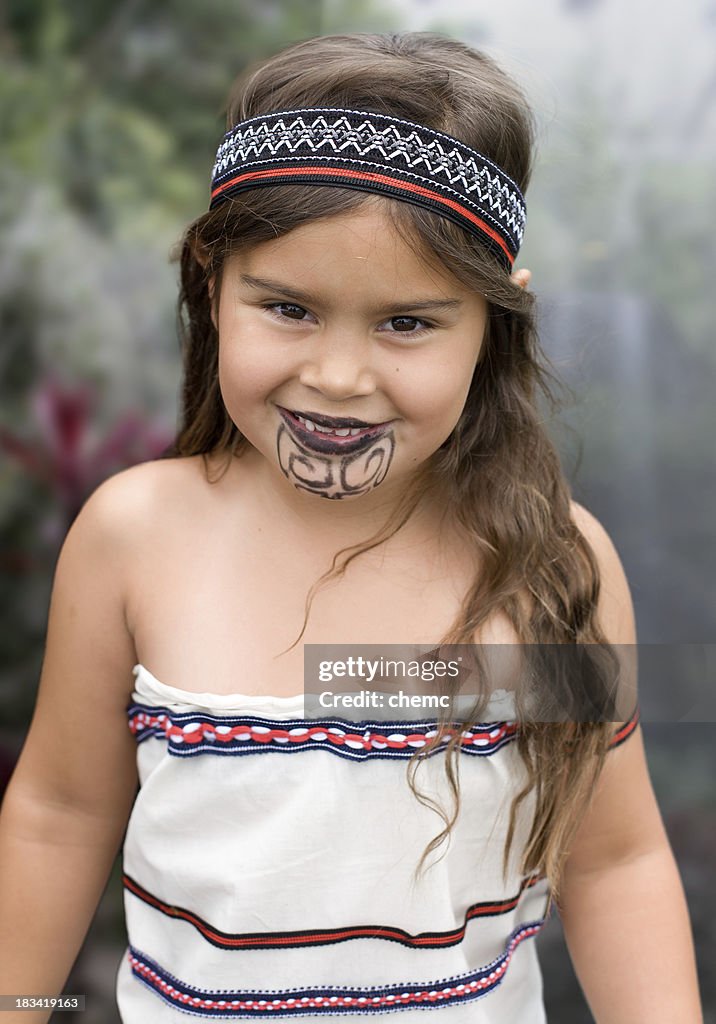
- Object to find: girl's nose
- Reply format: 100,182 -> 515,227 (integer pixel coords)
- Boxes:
298,334 -> 377,400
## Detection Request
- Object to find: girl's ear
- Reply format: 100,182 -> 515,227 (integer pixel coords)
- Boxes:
208,277 -> 218,330
191,239 -> 211,270
191,241 -> 219,329
206,278 -> 218,329
510,268 -> 532,290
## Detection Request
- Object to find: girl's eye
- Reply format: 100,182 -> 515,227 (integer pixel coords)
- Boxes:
265,302 -> 311,322
263,305 -> 433,337
381,316 -> 433,338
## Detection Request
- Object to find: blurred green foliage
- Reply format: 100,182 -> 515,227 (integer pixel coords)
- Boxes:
1,0 -> 398,230
521,60 -> 716,360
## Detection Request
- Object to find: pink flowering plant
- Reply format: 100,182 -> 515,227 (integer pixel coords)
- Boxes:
0,374 -> 173,727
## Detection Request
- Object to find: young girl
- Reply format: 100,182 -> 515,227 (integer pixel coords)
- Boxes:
0,31 -> 703,1024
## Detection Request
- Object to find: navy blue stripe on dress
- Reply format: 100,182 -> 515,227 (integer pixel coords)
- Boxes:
126,703 -> 519,760
126,913 -> 547,1017
126,701 -> 640,758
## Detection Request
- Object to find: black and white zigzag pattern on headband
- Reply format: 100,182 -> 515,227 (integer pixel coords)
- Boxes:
209,108 -> 527,270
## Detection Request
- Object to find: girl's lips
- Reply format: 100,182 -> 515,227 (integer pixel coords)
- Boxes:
289,408 -> 375,429
278,407 -> 393,455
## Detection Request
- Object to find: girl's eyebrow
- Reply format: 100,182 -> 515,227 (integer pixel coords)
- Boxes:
239,274 -> 463,313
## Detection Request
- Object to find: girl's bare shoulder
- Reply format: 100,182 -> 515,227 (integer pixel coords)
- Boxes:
89,454 -> 202,506
85,455 -> 209,544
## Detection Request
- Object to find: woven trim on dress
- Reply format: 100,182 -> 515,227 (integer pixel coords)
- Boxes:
209,109 -> 526,270
126,704 -> 518,760
126,702 -> 640,759
609,704 -> 640,748
126,913 -> 546,1018
123,872 -> 545,952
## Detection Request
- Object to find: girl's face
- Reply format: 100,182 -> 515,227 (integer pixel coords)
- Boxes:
213,204 -> 488,501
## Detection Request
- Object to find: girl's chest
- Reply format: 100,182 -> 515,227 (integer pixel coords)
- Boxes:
125,491 -> 517,699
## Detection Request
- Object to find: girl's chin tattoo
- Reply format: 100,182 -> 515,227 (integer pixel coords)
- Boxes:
276,423 -> 395,500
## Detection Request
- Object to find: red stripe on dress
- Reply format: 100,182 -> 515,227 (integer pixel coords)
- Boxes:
127,915 -> 546,1014
123,871 -> 545,951
610,705 -> 640,747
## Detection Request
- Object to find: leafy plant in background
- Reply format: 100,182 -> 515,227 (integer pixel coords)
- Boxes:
0,373 -> 173,728
1,373 -> 172,538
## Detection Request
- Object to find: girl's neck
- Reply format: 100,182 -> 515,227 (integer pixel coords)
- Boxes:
232,444 -> 446,554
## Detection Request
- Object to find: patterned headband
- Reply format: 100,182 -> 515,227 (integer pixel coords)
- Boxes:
209,108 -> 527,271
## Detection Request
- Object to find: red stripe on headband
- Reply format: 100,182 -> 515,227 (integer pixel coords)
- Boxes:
211,165 -> 514,266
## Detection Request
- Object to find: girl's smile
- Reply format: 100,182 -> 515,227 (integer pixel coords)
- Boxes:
277,406 -> 395,454
212,204 -> 490,502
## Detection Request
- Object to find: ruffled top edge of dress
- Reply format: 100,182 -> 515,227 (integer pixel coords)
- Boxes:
130,663 -> 518,720
131,663 -> 306,715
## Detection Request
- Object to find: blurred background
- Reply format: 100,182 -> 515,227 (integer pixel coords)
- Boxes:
0,0 -> 714,1020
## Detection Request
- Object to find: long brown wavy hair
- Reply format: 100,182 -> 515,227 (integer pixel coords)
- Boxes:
164,32 -> 627,904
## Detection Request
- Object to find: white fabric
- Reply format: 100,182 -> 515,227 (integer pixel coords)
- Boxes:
115,664 -> 549,1022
